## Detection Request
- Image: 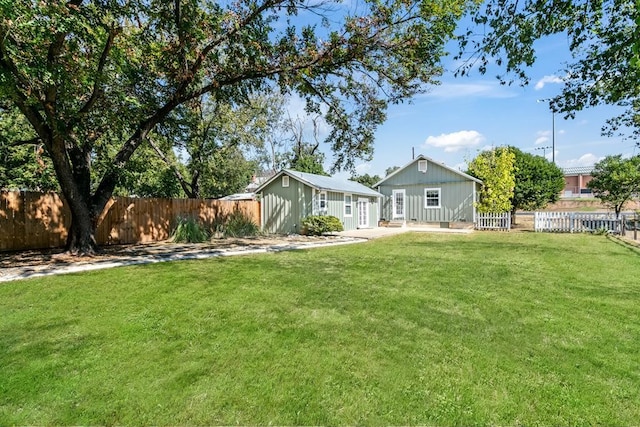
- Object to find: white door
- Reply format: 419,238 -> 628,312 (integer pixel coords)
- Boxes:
392,189 -> 405,219
357,198 -> 369,228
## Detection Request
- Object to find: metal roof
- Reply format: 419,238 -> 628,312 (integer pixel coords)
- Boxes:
562,166 -> 594,175
256,169 -> 383,197
374,154 -> 482,186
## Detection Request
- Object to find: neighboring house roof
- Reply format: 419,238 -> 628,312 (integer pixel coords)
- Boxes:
244,173 -> 274,192
563,166 -> 594,175
374,154 -> 482,186
256,169 -> 383,197
218,192 -> 256,201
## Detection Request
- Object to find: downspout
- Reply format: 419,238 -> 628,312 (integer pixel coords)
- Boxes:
260,192 -> 264,232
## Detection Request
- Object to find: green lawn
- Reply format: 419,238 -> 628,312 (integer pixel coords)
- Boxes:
1,232 -> 639,425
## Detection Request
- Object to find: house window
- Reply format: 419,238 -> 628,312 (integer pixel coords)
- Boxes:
344,194 -> 352,217
282,175 -> 289,187
319,191 -> 327,213
424,188 -> 441,208
418,160 -> 428,173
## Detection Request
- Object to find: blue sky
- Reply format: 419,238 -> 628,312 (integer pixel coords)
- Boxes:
320,33 -> 638,178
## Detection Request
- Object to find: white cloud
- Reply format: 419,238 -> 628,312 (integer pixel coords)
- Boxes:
423,130 -> 485,153
534,130 -> 551,145
535,75 -> 563,90
561,153 -> 601,168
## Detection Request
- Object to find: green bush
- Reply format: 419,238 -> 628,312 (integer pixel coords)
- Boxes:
224,211 -> 260,237
172,216 -> 210,243
301,215 -> 344,235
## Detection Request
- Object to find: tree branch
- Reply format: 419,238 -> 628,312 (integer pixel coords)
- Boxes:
78,26 -> 120,115
147,137 -> 195,198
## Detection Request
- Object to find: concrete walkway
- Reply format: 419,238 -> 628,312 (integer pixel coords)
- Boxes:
0,237 -> 366,283
1,226 -> 472,283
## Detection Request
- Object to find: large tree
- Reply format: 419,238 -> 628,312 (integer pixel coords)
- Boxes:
351,173 -> 383,189
509,147 -> 564,224
458,0 -> 640,138
148,94 -> 277,198
1,0 -> 469,254
587,155 -> 640,218
467,147 -> 515,213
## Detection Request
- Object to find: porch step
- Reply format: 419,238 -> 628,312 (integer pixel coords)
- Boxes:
387,220 -> 406,228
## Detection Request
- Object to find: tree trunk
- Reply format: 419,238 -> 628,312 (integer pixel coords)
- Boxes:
511,207 -> 517,225
65,204 -> 98,255
47,135 -> 101,255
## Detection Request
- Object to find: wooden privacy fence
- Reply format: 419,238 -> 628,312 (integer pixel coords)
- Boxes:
475,212 -> 511,231
534,212 -> 622,233
0,191 -> 261,252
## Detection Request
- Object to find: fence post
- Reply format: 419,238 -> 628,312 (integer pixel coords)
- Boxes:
635,213 -> 638,241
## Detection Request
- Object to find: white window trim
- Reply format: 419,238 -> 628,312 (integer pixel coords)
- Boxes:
319,191 -> 328,213
344,194 -> 353,217
282,175 -> 289,187
418,159 -> 428,173
424,187 -> 441,209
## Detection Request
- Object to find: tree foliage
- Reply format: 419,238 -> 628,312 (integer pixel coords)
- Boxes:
457,0 -> 640,138
467,147 -> 515,213
587,155 -> 640,218
351,173 -> 383,189
0,107 -> 58,191
509,147 -> 564,219
2,0 -> 468,253
149,95 -> 273,198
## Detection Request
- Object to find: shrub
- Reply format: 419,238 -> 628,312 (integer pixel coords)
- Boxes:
224,211 -> 260,237
172,216 -> 210,243
301,215 -> 344,235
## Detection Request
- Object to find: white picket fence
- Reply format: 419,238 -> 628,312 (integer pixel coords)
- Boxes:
534,212 -> 622,233
475,212 -> 511,231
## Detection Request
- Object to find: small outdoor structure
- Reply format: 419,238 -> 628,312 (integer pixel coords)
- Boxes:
256,169 -> 382,234
375,155 -> 482,227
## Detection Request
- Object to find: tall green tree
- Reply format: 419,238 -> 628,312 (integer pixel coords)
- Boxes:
351,173 -> 383,189
281,114 -> 327,176
0,107 -> 58,191
148,94 -> 277,198
587,155 -> 640,218
509,147 -> 564,224
457,0 -> 640,138
1,0 -> 467,254
467,147 -> 515,213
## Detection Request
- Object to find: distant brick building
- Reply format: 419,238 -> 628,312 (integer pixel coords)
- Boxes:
562,166 -> 594,198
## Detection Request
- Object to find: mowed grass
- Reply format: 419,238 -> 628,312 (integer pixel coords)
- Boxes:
1,232 -> 639,425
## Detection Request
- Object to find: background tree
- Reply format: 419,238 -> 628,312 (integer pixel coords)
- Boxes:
148,95 -> 275,198
2,0 -> 465,254
279,114 -> 327,175
351,173 -> 383,189
587,155 -> 640,218
509,147 -> 564,224
385,166 -> 401,176
110,144 -> 184,198
467,147 -> 515,213
0,107 -> 58,191
457,0 -> 640,139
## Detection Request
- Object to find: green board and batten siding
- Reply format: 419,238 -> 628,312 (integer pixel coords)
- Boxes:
261,176 -> 313,234
377,156 -> 480,224
259,170 -> 382,234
